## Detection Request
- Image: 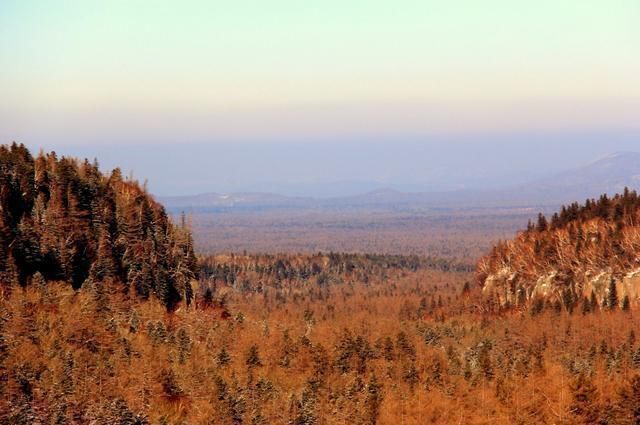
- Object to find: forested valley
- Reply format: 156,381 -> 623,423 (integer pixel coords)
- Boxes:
2,144 -> 640,424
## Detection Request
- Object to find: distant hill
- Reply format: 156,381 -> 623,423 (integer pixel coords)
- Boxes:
161,152 -> 640,212
239,180 -> 430,198
496,152 -> 640,205
160,191 -> 309,210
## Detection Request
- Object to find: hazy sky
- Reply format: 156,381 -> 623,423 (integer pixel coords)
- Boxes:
1,1 -> 639,194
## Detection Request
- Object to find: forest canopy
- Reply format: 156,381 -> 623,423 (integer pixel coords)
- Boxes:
0,142 -> 196,309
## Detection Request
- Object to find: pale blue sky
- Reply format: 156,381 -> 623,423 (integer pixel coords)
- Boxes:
2,1 -> 639,139
1,1 -> 639,193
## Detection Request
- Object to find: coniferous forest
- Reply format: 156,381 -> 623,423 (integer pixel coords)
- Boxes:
0,143 -> 196,309
3,144 -> 640,424
478,189 -> 640,311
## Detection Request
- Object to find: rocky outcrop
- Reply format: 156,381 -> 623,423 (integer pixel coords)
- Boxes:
482,266 -> 640,309
478,189 -> 640,310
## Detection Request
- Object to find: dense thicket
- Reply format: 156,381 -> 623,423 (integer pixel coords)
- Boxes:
477,188 -> 640,309
0,143 -> 196,309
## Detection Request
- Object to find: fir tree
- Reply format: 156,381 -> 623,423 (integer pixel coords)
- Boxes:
581,296 -> 591,315
218,346 -> 231,366
570,373 -> 600,423
364,374 -> 383,425
608,277 -> 619,311
246,344 -> 262,369
590,290 -> 599,312
622,295 -> 631,312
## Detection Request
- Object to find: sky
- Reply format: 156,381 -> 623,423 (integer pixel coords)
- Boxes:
1,1 -> 639,194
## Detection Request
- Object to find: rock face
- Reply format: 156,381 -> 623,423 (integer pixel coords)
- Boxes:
477,189 -> 640,310
530,271 -> 560,302
481,267 -> 640,308
620,269 -> 640,301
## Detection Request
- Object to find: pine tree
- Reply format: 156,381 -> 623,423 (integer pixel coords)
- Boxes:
608,277 -> 619,311
294,382 -> 318,425
0,216 -> 9,272
618,375 -> 640,424
280,330 -> 297,368
5,252 -> 20,287
590,290 -> 599,312
159,369 -> 183,400
562,289 -> 575,314
62,351 -> 75,396
177,328 -> 192,364
622,295 -> 631,312
364,374 -> 383,425
31,271 -> 46,287
402,362 -> 419,390
218,346 -> 231,366
396,331 -> 416,360
570,373 -> 600,423
382,336 -> 394,361
90,229 -> 116,282
13,217 -> 42,285
246,344 -> 262,369
581,296 -> 591,315
536,213 -> 548,232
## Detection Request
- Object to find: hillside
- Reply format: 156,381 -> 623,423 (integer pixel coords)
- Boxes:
0,143 -> 196,309
5,144 -> 640,423
478,188 -> 640,310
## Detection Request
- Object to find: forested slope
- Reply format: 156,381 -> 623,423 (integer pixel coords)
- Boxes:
478,189 -> 640,310
5,143 -> 640,424
0,143 -> 196,309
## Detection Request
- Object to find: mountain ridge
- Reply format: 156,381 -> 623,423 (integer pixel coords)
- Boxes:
160,151 -> 640,211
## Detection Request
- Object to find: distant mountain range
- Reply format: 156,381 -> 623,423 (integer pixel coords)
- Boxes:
507,152 -> 640,204
161,152 -> 640,212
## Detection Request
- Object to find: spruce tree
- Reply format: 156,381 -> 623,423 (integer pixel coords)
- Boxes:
246,344 -> 262,369
581,296 -> 591,315
590,290 -> 599,312
364,374 -> 383,425
622,295 -> 631,312
217,346 -> 231,366
570,373 -> 600,423
90,229 -> 115,282
608,277 -> 619,311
